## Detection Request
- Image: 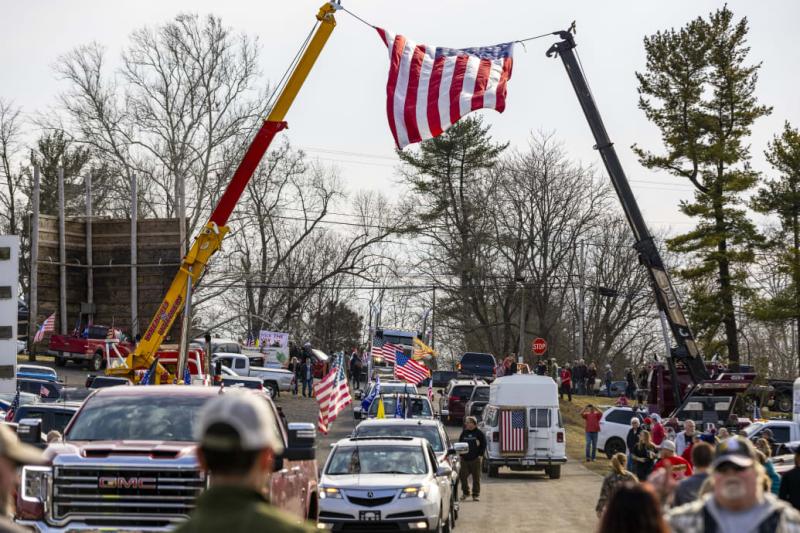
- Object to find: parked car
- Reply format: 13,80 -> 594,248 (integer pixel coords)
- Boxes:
431,370 -> 458,389
598,380 -> 628,397
597,406 -> 646,458
440,378 -> 488,425
16,378 -> 63,402
85,375 -> 133,388
16,364 -> 58,382
480,374 -> 567,479
0,392 -> 39,412
353,380 -> 419,419
218,365 -> 269,391
456,352 -> 497,382
464,384 -> 491,422
12,403 -> 80,434
365,393 -> 435,420
318,437 -> 454,532
16,386 -> 319,530
352,417 -> 468,523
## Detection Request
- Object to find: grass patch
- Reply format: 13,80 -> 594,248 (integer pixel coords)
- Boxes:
560,395 -> 616,475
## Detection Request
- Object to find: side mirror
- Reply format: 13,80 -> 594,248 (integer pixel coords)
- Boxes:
436,465 -> 452,477
17,418 -> 43,448
284,422 -> 316,461
453,442 -> 469,454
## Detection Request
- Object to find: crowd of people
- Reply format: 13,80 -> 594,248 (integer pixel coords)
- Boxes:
594,426 -> 800,532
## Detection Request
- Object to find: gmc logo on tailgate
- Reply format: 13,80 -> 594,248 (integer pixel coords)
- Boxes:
98,477 -> 157,489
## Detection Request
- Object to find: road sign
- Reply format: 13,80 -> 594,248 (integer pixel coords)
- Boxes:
532,337 -> 547,356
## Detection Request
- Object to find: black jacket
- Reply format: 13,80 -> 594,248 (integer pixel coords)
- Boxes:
626,427 -> 641,452
780,466 -> 800,511
458,428 -> 487,461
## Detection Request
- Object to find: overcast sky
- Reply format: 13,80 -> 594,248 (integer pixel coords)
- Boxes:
3,1 -> 800,235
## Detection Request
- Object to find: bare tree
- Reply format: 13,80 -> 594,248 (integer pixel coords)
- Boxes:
0,99 -> 24,235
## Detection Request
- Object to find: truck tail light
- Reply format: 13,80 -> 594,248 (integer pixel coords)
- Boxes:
493,431 -> 500,442
556,432 -> 564,443
449,396 -> 459,405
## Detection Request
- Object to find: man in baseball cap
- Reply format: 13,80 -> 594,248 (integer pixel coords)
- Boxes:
669,436 -> 800,531
653,439 -> 693,481
174,392 -> 313,533
0,424 -> 44,532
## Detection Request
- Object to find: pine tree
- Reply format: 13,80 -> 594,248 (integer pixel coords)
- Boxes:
751,122 -> 800,373
25,130 -> 91,216
634,7 -> 770,370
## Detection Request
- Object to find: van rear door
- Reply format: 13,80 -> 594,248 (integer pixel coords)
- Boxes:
498,408 -> 527,456
528,408 -> 553,455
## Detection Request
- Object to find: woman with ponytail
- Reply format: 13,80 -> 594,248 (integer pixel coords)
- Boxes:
596,452 -> 639,517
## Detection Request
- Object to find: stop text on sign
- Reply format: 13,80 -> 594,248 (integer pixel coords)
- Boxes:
532,338 -> 547,355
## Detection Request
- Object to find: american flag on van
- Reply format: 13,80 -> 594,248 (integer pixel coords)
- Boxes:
500,409 -> 526,454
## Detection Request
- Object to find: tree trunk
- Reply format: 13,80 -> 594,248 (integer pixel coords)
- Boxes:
714,189 -> 740,370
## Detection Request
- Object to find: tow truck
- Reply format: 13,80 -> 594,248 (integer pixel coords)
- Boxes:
546,28 -> 755,419
103,2 -> 341,384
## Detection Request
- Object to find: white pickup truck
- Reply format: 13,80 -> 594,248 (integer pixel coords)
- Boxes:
212,352 -> 294,398
744,419 -> 800,446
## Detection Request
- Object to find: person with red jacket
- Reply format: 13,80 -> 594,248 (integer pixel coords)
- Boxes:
582,404 -> 602,461
652,440 -> 693,482
651,414 -> 666,446
560,366 -> 573,402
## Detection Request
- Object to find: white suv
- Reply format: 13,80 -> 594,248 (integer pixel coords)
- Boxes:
598,406 -> 645,458
318,437 -> 454,532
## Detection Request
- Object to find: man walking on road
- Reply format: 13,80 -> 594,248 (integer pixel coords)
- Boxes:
669,436 -> 800,532
458,416 -> 487,502
175,392 -> 314,533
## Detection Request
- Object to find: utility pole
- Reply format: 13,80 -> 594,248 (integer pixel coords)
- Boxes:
176,266 -> 193,383
431,287 -> 436,348
517,278 -> 526,359
577,240 -> 586,360
85,170 -> 93,325
131,175 -> 138,336
58,167 -> 67,334
28,167 -> 40,361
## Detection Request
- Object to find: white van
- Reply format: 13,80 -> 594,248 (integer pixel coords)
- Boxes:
479,374 -> 567,479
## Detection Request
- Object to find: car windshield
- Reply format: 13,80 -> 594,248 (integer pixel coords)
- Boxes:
326,445 -> 428,475
66,395 -> 210,441
354,424 -> 444,452
368,397 -> 432,417
745,422 -> 764,436
472,388 -> 490,402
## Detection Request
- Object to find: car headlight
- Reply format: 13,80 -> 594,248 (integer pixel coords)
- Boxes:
399,486 -> 426,499
319,487 -> 343,499
21,466 -> 51,503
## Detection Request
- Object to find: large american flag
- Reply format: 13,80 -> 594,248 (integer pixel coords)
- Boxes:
33,312 -> 56,343
500,409 -> 526,454
371,338 -> 401,365
395,352 -> 430,385
376,28 -> 514,149
315,353 -> 352,434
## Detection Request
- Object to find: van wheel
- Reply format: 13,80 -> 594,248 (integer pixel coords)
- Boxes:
546,465 -> 562,479
777,393 -> 793,413
89,351 -> 104,372
55,354 -> 66,367
488,465 -> 499,478
265,382 -> 278,399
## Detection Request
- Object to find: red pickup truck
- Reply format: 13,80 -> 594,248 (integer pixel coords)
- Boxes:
49,325 -> 133,371
16,385 -> 319,531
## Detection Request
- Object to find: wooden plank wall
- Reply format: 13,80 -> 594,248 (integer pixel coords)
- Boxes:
35,215 -> 182,342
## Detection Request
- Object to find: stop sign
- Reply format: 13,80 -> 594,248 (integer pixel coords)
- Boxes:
532,337 -> 548,356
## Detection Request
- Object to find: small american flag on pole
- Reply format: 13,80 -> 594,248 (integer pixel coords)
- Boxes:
33,312 -> 56,344
500,409 -> 526,454
395,352 -> 430,385
376,28 -> 514,149
315,354 -> 352,434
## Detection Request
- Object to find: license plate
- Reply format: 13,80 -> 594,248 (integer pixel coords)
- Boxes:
359,511 -> 381,521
